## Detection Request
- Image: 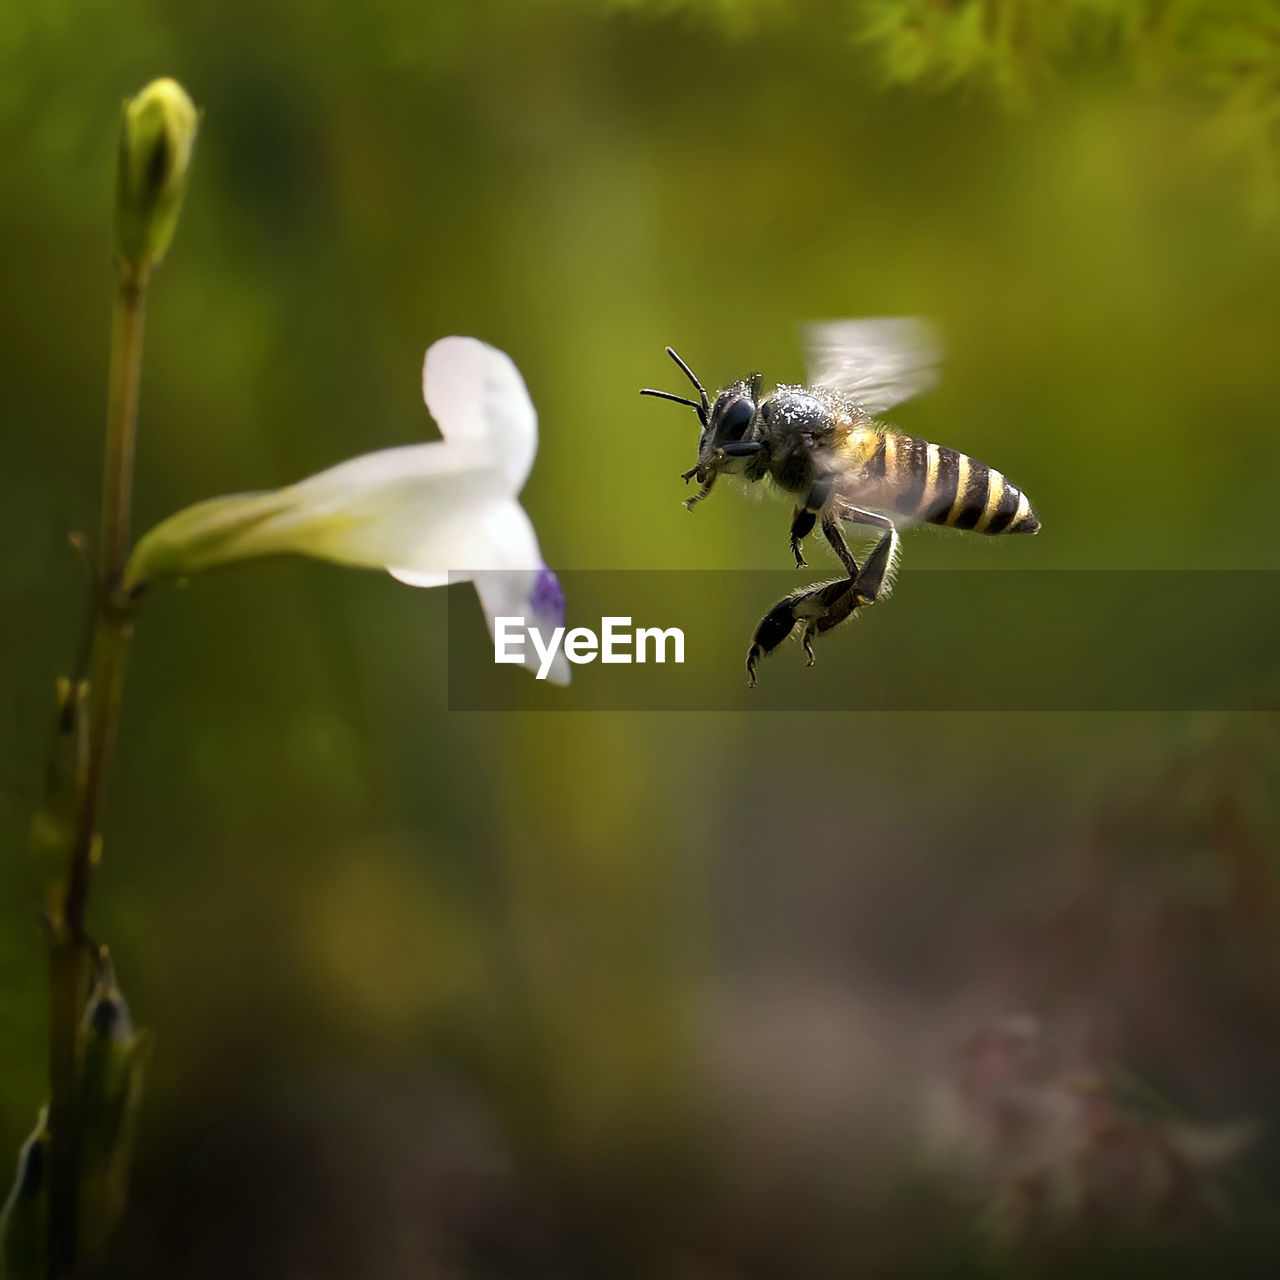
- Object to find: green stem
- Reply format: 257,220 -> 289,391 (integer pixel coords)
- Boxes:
100,268 -> 148,583
46,265 -> 148,1280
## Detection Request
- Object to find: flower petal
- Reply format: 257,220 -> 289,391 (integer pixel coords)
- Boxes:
288,442 -> 500,570
390,499 -> 569,686
474,569 -> 570,687
423,337 -> 537,495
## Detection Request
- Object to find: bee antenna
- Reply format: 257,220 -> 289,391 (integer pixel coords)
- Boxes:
664,346 -> 710,423
640,387 -> 706,423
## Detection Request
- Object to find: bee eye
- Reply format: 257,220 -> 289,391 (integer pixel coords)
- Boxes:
720,400 -> 753,442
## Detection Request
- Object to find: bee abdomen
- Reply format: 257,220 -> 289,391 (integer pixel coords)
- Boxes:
882,437 -> 1039,535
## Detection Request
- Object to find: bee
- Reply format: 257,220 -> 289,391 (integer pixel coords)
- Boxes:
640,318 -> 1040,686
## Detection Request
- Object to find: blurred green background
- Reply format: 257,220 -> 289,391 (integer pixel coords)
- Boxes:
4,2 -> 1280,1275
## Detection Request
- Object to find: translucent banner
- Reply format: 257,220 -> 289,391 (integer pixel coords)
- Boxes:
447,571 -> 1280,712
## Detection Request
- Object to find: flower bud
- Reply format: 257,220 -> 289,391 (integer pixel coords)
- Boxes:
76,951 -> 153,1260
114,78 -> 199,273
0,1108 -> 50,1280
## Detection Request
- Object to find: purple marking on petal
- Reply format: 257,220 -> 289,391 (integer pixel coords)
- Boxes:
528,565 -> 565,628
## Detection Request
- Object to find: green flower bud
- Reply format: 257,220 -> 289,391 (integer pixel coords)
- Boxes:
114,78 -> 199,273
76,951 -> 153,1260
0,1108 -> 50,1280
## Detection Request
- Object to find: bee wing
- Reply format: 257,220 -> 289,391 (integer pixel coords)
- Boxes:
802,317 -> 942,414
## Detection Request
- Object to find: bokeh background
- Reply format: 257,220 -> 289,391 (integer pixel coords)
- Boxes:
4,2 -> 1280,1275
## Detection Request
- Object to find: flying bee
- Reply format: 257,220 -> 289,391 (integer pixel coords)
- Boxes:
640,318 -> 1040,686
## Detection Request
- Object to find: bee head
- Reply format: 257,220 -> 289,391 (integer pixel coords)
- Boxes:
699,377 -> 764,478
640,349 -> 764,492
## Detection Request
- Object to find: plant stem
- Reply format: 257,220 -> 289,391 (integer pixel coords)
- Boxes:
46,264 -> 148,1280
100,268 -> 148,583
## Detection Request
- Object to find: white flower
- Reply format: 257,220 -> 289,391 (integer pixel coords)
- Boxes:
127,336 -> 569,684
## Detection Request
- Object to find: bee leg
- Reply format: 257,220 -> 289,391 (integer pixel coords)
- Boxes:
749,507 -> 899,686
853,530 -> 897,601
810,579 -> 863,635
745,591 -> 809,688
788,478 -> 834,570
789,508 -> 815,568
684,474 -> 716,511
792,579 -> 864,674
821,516 -> 860,577
838,505 -> 899,602
745,578 -> 862,687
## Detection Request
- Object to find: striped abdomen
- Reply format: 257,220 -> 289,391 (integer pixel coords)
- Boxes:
865,433 -> 1040,535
